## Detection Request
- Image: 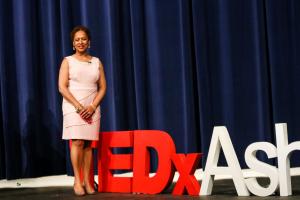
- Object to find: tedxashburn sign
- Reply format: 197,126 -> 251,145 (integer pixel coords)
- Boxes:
97,123 -> 299,197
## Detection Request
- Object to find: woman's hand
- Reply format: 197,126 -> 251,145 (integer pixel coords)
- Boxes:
79,105 -> 96,122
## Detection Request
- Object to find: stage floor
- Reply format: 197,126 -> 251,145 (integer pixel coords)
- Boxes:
1,177 -> 300,200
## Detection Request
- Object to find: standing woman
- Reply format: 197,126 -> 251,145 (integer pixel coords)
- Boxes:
58,25 -> 106,196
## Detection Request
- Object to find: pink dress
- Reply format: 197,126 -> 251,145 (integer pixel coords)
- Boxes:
62,56 -> 101,141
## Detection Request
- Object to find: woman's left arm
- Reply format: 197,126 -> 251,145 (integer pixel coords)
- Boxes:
81,60 -> 107,118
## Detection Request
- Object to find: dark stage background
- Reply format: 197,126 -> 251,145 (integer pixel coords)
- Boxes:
1,0 -> 300,179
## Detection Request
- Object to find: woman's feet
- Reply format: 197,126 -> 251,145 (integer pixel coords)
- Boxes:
84,183 -> 96,195
73,183 -> 85,196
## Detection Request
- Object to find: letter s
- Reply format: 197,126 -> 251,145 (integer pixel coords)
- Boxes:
244,142 -> 278,196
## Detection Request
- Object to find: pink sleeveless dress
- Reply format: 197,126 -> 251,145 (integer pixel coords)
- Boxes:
62,56 -> 101,140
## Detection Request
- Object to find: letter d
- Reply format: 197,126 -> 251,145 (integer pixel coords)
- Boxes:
132,130 -> 176,194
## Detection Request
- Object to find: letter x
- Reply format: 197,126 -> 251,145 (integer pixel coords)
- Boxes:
171,153 -> 202,195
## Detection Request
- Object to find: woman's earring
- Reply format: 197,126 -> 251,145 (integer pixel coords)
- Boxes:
73,46 -> 75,50
88,43 -> 91,48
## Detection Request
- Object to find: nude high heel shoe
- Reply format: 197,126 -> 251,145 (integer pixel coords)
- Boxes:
73,183 -> 85,196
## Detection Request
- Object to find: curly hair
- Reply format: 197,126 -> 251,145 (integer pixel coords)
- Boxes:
70,25 -> 91,42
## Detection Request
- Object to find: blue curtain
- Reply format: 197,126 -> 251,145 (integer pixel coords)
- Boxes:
1,0 -> 300,179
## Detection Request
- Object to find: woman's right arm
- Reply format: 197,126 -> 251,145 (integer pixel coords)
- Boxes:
58,58 -> 83,111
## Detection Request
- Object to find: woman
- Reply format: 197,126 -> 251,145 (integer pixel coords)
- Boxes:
58,25 -> 106,196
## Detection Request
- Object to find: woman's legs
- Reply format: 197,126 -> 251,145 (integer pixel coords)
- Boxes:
71,139 -> 85,195
82,141 -> 95,194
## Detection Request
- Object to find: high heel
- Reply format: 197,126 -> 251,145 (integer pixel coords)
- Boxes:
84,184 -> 96,195
73,183 -> 85,196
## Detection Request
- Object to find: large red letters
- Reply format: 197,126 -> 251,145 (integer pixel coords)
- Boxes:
97,130 -> 202,195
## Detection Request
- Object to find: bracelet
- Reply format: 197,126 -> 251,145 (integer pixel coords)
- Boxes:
75,105 -> 83,113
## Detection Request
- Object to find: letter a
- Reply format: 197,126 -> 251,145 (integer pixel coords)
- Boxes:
200,126 -> 249,196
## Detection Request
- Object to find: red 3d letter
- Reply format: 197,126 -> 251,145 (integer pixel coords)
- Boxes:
98,131 -> 133,193
132,130 -> 176,194
171,153 -> 202,195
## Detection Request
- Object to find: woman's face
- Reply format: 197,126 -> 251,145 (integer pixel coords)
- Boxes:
73,30 -> 90,53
